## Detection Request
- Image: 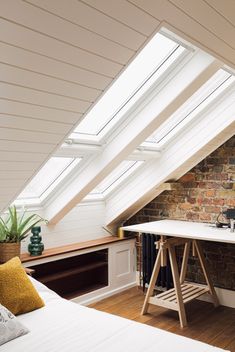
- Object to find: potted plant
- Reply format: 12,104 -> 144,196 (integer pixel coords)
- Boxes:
0,205 -> 46,263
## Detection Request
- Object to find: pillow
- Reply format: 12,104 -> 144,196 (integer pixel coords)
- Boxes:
0,304 -> 29,346
0,257 -> 44,315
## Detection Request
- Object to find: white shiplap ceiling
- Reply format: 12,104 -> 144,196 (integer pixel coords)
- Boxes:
0,0 -> 235,212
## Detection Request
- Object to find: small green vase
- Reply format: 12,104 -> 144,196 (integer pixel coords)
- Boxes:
28,226 -> 44,256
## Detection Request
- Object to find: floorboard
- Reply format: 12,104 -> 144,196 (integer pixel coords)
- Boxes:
90,287 -> 235,351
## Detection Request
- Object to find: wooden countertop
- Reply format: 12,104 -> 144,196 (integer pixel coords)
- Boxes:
21,235 -> 134,263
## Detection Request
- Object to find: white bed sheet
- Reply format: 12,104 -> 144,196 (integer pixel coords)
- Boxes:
1,278 -> 228,352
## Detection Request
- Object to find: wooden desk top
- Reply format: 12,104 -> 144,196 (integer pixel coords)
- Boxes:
122,220 -> 235,244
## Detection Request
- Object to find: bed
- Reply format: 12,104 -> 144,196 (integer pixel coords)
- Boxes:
1,277 -> 228,352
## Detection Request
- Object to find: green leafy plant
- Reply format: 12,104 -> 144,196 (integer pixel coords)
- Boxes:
0,205 -> 46,243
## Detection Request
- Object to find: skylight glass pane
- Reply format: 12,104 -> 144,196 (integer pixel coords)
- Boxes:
18,157 -> 81,200
71,32 -> 187,138
146,69 -> 235,146
93,160 -> 144,195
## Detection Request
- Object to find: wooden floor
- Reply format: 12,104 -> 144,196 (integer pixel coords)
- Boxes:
90,287 -> 235,351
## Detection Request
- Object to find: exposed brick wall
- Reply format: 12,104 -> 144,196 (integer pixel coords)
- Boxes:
126,136 -> 235,290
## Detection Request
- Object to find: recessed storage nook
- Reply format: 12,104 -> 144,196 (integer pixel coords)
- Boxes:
22,237 -> 136,304
30,249 -> 108,299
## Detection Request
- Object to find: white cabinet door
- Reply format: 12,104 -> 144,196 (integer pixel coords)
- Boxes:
109,239 -> 136,288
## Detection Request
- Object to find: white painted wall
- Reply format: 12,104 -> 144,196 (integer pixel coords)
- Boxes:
21,201 -> 109,253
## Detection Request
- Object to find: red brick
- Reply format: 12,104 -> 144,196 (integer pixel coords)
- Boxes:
179,203 -> 193,210
227,199 -> 235,206
201,198 -> 213,205
180,173 -> 195,182
212,198 -> 225,206
186,197 -> 196,204
205,174 -> 219,181
183,182 -> 199,189
197,196 -> 204,206
198,182 -> 207,188
204,206 -> 222,213
205,190 -> 216,197
199,213 -> 212,222
221,173 -> 229,180
205,182 -> 221,189
186,212 -> 199,221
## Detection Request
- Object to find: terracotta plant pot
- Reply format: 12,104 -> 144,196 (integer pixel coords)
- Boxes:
0,243 -> 21,264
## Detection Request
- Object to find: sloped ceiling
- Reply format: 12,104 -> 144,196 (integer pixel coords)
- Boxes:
0,0 -> 235,212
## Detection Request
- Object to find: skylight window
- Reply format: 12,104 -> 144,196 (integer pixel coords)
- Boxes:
145,69 -> 235,146
70,32 -> 188,140
17,157 -> 81,203
92,160 -> 144,196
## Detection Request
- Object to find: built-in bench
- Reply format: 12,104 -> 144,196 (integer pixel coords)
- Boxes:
21,236 -> 136,304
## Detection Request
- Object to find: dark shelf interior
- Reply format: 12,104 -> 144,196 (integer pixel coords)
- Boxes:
29,249 -> 108,298
64,283 -> 106,300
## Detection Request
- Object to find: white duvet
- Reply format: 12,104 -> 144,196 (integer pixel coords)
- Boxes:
1,278 -> 228,352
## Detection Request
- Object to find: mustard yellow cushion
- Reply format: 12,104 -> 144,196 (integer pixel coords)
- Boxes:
0,257 -> 44,315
